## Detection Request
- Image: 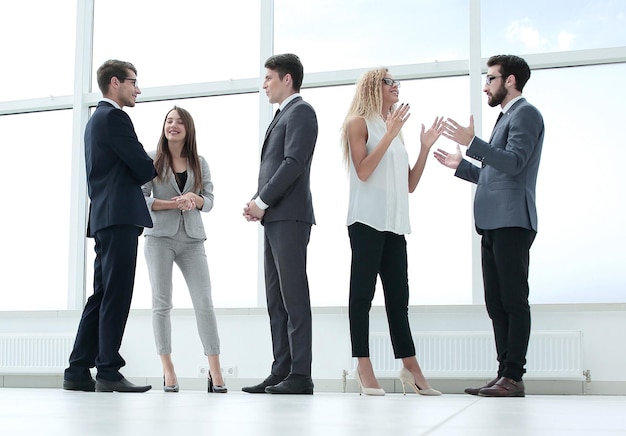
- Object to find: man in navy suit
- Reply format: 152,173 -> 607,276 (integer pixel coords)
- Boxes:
242,53 -> 318,394
63,60 -> 156,393
435,55 -> 544,397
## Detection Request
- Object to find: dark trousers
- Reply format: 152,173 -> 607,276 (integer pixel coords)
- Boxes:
263,220 -> 313,377
348,222 -> 416,358
65,225 -> 140,382
481,227 -> 536,382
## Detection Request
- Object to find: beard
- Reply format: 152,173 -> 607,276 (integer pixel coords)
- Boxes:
487,84 -> 506,107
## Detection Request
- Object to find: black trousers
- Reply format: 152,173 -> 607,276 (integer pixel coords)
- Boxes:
65,225 -> 140,382
481,227 -> 536,381
348,222 -> 415,358
263,220 -> 313,377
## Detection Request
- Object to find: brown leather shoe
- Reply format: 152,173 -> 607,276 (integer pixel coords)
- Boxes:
478,377 -> 525,397
464,377 -> 498,395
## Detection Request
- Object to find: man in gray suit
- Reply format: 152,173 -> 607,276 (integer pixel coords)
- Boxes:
242,53 -> 318,394
434,54 -> 544,397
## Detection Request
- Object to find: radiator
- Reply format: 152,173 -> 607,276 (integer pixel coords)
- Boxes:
354,331 -> 584,380
0,333 -> 74,373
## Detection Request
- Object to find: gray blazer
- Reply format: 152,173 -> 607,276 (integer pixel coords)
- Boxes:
255,96 -> 318,224
455,98 -> 544,232
141,150 -> 214,239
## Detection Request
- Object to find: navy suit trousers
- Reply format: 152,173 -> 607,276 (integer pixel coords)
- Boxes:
65,225 -> 141,382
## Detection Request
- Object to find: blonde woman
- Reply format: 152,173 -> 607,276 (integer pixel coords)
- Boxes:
341,68 -> 443,396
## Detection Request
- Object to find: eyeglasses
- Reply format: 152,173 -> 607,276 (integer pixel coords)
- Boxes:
485,75 -> 502,85
121,77 -> 139,88
382,78 -> 401,88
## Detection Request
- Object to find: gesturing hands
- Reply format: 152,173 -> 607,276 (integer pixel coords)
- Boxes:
385,103 -> 411,138
433,115 -> 475,170
442,115 -> 475,146
420,116 -> 445,150
433,144 -> 463,170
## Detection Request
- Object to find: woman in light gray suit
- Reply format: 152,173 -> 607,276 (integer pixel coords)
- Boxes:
142,107 -> 226,393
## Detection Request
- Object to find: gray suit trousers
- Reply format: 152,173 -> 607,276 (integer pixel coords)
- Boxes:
144,220 -> 220,356
263,220 -> 313,377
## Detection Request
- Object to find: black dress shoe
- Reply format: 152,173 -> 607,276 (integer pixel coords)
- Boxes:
265,374 -> 314,395
63,378 -> 96,392
464,377 -> 499,395
242,374 -> 286,393
95,377 -> 152,393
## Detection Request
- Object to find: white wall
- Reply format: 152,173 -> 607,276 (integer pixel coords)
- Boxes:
1,304 -> 625,393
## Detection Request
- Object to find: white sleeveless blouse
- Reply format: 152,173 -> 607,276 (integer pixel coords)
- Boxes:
346,117 -> 411,235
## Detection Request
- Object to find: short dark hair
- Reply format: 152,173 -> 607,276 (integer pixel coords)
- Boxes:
264,53 -> 304,92
96,59 -> 137,95
487,54 -> 531,92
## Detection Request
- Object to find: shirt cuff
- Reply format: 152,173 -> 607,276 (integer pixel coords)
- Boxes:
254,197 -> 269,210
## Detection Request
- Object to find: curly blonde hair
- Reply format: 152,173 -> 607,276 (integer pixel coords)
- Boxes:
340,67 -> 399,166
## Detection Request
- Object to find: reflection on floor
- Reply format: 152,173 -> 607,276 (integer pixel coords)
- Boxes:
2,387 -> 626,435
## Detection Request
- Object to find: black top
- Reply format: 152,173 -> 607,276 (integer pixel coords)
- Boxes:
175,170 -> 187,192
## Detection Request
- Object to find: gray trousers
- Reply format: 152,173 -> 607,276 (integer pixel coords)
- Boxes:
144,221 -> 220,356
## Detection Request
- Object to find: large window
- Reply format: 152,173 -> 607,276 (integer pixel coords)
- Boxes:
482,0 -> 626,55
0,0 -> 76,101
1,0 -> 625,310
274,0 -> 469,73
92,0 -> 261,89
521,64 -> 626,303
85,94 -> 260,309
302,76 -> 473,306
0,110 -> 73,310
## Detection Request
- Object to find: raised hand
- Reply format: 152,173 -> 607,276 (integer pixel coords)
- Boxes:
443,116 -> 475,146
420,116 -> 445,150
433,144 -> 463,170
385,103 -> 411,138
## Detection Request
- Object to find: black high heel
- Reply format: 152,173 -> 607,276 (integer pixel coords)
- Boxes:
208,375 -> 228,393
163,376 -> 179,393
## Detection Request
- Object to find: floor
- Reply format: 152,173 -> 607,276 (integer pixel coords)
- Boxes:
1,388 -> 625,435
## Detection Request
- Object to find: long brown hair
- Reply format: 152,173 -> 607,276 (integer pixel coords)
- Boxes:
154,106 -> 202,192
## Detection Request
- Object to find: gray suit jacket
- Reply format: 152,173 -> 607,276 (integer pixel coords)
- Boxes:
455,98 -> 544,232
256,96 -> 318,224
141,150 -> 214,239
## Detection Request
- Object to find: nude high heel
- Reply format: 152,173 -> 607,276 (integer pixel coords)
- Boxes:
399,368 -> 442,396
354,369 -> 385,396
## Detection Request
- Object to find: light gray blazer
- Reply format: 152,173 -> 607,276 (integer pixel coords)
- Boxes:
141,150 -> 214,239
455,98 -> 544,232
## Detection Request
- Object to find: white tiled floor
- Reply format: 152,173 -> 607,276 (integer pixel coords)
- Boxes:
2,388 -> 626,435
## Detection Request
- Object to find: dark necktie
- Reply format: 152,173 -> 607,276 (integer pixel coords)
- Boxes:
274,108 -> 281,118
494,111 -> 503,127
485,111 -> 505,166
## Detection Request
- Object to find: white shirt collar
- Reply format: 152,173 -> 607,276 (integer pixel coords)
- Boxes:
501,95 -> 523,115
100,98 -> 121,110
279,93 -> 300,111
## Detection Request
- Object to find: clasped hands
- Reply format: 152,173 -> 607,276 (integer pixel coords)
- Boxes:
173,194 -> 196,212
243,201 -> 264,222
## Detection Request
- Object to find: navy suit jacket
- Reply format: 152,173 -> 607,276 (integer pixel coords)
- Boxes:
256,96 -> 318,224
85,101 -> 156,236
455,98 -> 544,232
